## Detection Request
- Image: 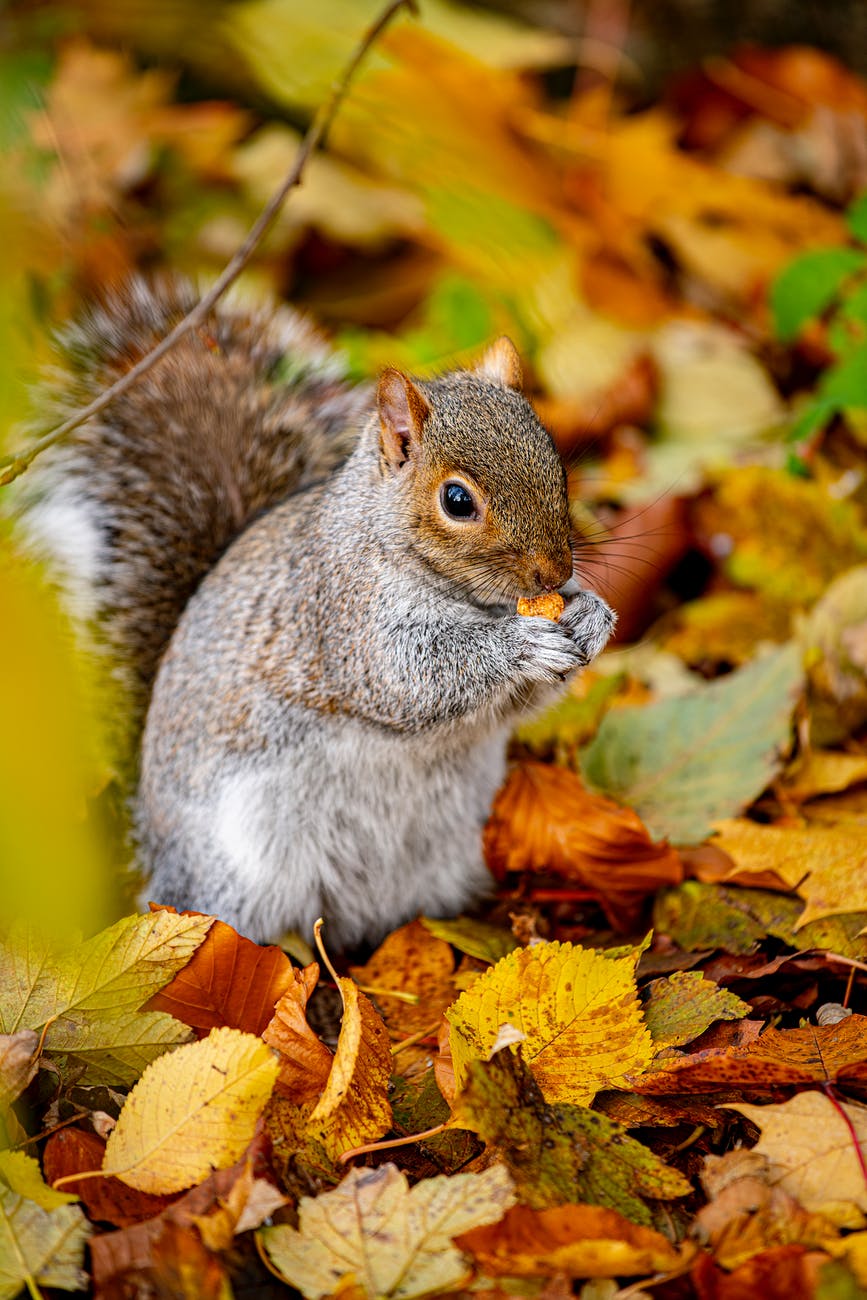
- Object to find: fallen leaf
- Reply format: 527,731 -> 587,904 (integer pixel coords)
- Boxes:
695,468 -> 867,608
0,911 -> 213,1034
484,763 -> 682,927
780,748 -> 867,802
42,1129 -> 175,1228
0,1155 -> 91,1297
643,972 -> 751,1050
262,963 -> 333,1104
580,644 -> 804,844
89,1141 -> 274,1290
349,919 -> 458,1036
690,1244 -> 830,1300
450,1051 -> 690,1223
632,1015 -> 867,1096
91,1215 -> 231,1299
43,1008 -> 193,1087
457,1202 -> 686,1278
695,1149 -> 841,1270
446,940 -> 654,1105
710,816 -> 867,926
0,1030 -> 39,1109
103,1026 -> 278,1193
661,591 -> 793,672
146,913 -> 296,1037
420,916 -> 517,965
727,1092 -> 867,1228
260,1162 -> 516,1300
306,979 -> 392,1162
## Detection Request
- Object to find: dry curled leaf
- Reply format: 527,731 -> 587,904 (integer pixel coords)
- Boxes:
305,978 -> 392,1162
349,919 -> 458,1037
484,762 -> 682,927
262,963 -> 334,1104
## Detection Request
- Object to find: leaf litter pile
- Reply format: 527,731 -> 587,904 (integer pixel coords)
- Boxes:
7,4 -> 867,1298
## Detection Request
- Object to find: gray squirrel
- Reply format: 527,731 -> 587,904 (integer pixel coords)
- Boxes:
23,279 -> 615,947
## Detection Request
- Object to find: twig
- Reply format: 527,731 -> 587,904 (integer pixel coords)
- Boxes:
0,0 -> 415,487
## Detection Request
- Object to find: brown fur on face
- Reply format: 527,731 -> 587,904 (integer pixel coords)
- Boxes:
377,365 -> 573,606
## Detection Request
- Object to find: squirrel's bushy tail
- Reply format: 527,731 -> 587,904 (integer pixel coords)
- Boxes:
21,277 -> 368,726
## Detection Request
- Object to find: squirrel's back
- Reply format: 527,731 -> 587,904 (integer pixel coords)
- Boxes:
22,278 -> 368,722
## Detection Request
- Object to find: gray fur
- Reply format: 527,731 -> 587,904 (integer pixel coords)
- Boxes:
24,280 -> 615,947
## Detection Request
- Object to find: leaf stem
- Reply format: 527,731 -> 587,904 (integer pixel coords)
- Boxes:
821,1082 -> 867,1195
0,0 -> 415,487
338,1122 -> 449,1164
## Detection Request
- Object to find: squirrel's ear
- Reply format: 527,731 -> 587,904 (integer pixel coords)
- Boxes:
474,337 -> 523,391
377,369 -> 430,469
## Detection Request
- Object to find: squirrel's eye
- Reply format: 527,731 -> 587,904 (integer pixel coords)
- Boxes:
441,481 -> 477,520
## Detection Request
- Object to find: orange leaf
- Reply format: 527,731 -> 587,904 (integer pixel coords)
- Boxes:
691,1245 -> 829,1300
457,1203 -> 686,1278
146,913 -> 293,1037
484,762 -> 682,927
42,1128 -> 175,1228
349,919 -> 458,1037
262,964 -> 334,1105
632,1015 -> 867,1095
306,980 -> 393,1162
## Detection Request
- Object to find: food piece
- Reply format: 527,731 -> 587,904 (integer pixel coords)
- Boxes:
517,592 -> 565,621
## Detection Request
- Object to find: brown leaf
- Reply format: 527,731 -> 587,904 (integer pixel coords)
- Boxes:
90,1137 -> 275,1291
349,919 -> 458,1037
262,963 -> 333,1105
484,762 -> 682,928
632,1015 -> 867,1096
146,912 -> 293,1037
93,1217 -> 231,1300
456,1202 -> 687,1278
691,1244 -> 829,1300
42,1128 -> 176,1228
695,1149 -> 841,1270
0,1030 -> 40,1109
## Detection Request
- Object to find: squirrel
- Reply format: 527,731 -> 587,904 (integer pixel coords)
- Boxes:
21,278 -> 615,948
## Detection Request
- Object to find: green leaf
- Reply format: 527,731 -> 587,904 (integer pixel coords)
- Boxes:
771,247 -> 867,341
642,972 -> 750,1050
514,674 -> 624,759
43,1010 -> 192,1087
653,881 -> 802,954
820,340 -> 867,408
846,192 -> 867,245
421,916 -> 517,964
0,1181 -> 90,1298
450,1052 -> 690,1225
0,911 -> 213,1035
580,645 -> 804,844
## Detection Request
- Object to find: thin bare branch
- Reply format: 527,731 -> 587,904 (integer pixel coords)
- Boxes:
0,0 -> 415,487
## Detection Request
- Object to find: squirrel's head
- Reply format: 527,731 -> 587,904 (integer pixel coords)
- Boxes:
375,338 -> 574,607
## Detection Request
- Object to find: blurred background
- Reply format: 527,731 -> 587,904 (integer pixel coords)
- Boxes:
3,0 -> 867,937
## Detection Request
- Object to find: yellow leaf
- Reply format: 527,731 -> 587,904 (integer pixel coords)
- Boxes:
0,1152 -> 77,1210
727,1092 -> 867,1229
307,979 -> 392,1162
103,1027 -> 278,1194
445,942 -> 653,1105
711,817 -> 867,926
260,1162 -> 516,1300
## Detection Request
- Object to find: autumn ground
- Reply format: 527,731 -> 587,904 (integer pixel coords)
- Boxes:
3,2 -> 867,1297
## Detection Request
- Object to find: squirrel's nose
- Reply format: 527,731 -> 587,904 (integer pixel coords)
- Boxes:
532,549 -> 573,591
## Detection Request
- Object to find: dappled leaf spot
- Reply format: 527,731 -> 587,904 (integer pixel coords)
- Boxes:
447,939 -> 653,1105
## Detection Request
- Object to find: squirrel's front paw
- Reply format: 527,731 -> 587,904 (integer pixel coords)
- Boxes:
514,615 -> 588,683
559,589 -> 616,665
